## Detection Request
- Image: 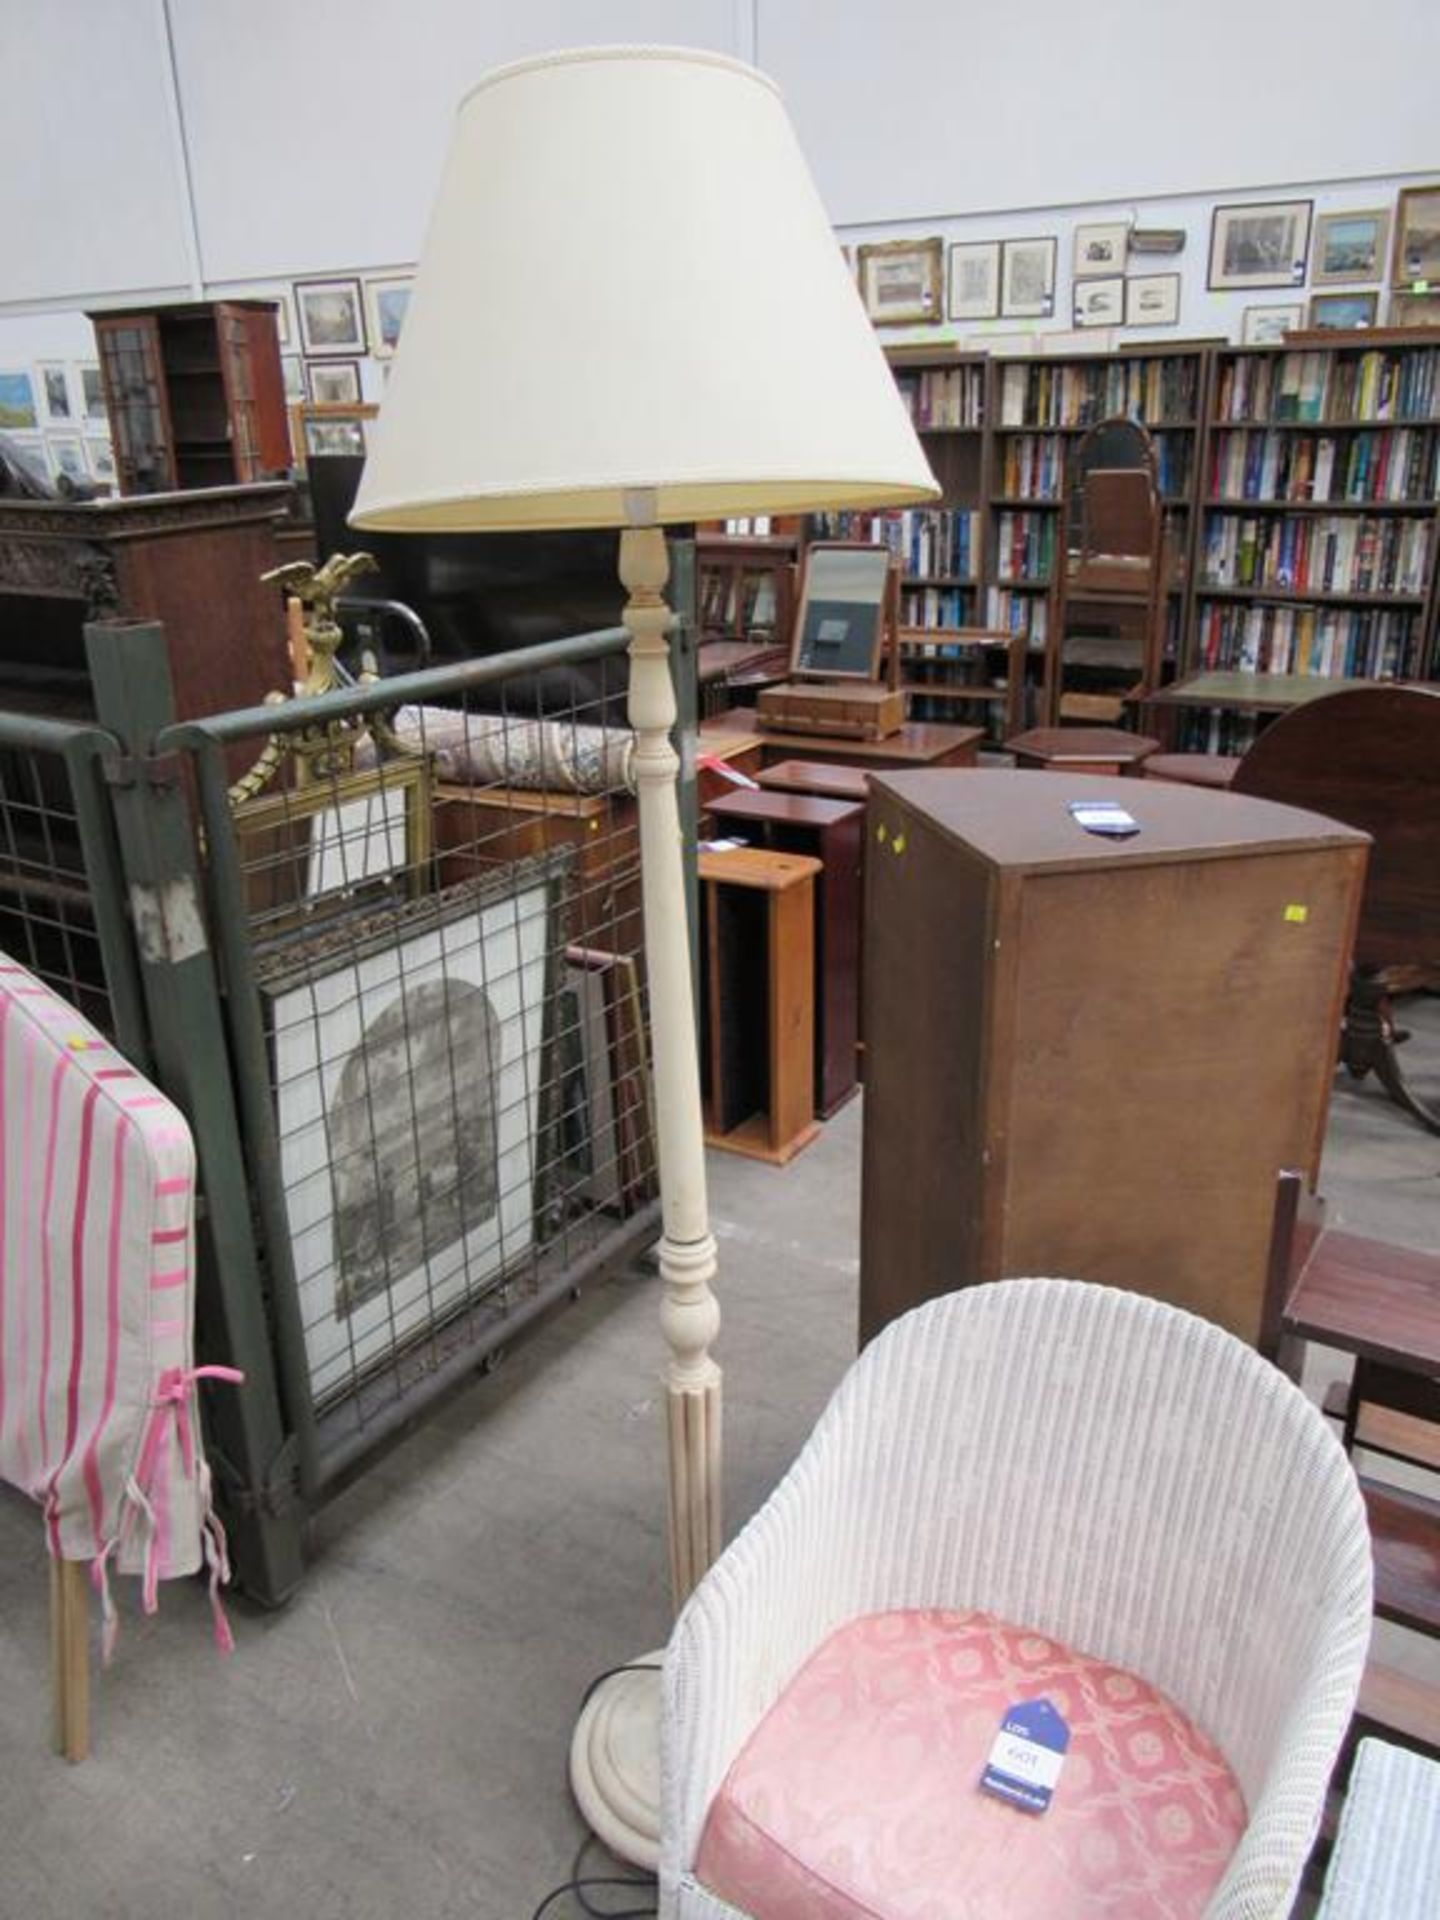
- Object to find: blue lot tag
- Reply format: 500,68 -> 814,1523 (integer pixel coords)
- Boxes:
979,1698 -> 1071,1814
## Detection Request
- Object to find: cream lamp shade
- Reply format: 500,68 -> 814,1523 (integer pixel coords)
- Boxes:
350,45 -> 938,533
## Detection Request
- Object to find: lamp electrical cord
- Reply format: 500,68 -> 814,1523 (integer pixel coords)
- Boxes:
527,1664 -> 662,1919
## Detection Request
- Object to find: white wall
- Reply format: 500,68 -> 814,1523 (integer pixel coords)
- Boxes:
0,0 -> 197,308
763,0 -> 1440,224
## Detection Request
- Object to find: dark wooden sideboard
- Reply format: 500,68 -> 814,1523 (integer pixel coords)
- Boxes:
0,483 -> 294,730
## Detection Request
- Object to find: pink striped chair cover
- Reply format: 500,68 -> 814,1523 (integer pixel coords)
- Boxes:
0,954 -> 240,1655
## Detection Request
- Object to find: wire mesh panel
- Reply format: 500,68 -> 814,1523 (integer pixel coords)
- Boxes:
178,633 -> 660,1476
0,719 -> 142,1059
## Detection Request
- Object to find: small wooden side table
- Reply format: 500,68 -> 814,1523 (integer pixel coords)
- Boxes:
1004,725 -> 1161,776
698,847 -> 823,1166
756,759 -> 872,803
708,789 -> 865,1118
1142,752 -> 1241,790
702,707 -> 983,772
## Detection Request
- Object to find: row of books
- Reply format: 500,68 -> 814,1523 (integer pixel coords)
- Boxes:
993,511 -> 1059,585
1206,427 -> 1438,506
997,357 -> 1199,429
987,587 -> 1049,646
894,366 -> 985,431
901,586 -> 981,629
1194,601 -> 1418,680
1215,348 -> 1440,427
1199,513 -> 1432,597
892,508 -> 979,579
996,431 -> 1193,499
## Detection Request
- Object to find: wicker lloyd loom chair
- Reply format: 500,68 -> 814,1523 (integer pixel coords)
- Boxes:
661,1280 -> 1372,1920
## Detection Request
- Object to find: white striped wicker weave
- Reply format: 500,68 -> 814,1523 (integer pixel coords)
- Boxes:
660,1278 -> 1373,1919
1316,1737 -> 1440,1917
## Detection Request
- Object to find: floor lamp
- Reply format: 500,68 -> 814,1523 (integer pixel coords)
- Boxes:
350,45 -> 937,1863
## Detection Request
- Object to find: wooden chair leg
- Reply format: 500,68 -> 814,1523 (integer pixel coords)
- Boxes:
49,1557 -> 90,1763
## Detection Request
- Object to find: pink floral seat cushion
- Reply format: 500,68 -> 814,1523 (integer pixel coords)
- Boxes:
694,1608 -> 1247,1920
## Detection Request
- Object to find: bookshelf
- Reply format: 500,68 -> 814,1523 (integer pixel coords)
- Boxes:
985,348 -> 1207,721
1163,332 -> 1440,752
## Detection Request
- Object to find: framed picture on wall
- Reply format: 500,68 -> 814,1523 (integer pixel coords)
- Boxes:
0,370 -> 38,430
306,360 -> 363,406
1310,209 -> 1391,287
45,435 -> 89,485
1125,274 -> 1181,327
1000,237 -> 1056,318
1208,201 -> 1312,290
946,241 -> 1001,321
36,363 -> 72,422
79,364 -> 107,421
291,402 -> 378,468
1072,223 -> 1129,279
1073,277 -> 1123,328
1307,290 -> 1379,331
294,277 -> 368,355
85,437 -> 116,484
1392,185 -> 1440,288
1240,304 -> 1303,346
1387,289 -> 1440,328
856,238 -> 944,325
281,354 -> 306,402
364,275 -> 414,358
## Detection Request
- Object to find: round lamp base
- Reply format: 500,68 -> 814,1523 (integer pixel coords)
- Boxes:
568,1653 -> 664,1871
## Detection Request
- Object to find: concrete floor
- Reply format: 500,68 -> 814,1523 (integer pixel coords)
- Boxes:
0,1001 -> 1436,1919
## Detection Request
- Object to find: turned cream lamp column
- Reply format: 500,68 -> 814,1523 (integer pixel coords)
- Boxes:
350,45 -> 937,1862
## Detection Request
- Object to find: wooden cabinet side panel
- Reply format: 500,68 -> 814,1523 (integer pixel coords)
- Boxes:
997,843 -> 1365,1343
859,795 -> 992,1344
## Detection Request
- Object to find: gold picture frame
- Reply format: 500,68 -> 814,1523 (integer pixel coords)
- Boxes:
1311,208 -> 1391,287
1392,185 -> 1440,288
856,238 -> 944,326
232,758 -> 433,939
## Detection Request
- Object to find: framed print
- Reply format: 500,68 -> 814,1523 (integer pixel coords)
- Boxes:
1307,290 -> 1379,331
36,363 -> 72,422
45,434 -> 89,485
306,359 -> 362,405
281,353 -> 306,402
0,370 -> 38,430
1240,303 -> 1302,346
856,238 -> 944,326
1073,277 -> 1124,328
1073,222 -> 1129,279
548,944 -> 655,1219
294,277 -> 367,355
1208,201 -> 1312,290
270,291 -> 293,347
364,275 -> 413,358
1125,273 -> 1181,327
256,863 -> 560,1409
79,363 -> 106,421
291,402 -> 378,469
947,241 -> 1001,321
85,437 -> 116,484
1393,185 -> 1440,287
1388,289 -> 1440,328
1311,209 -> 1391,286
1000,237 -> 1057,318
